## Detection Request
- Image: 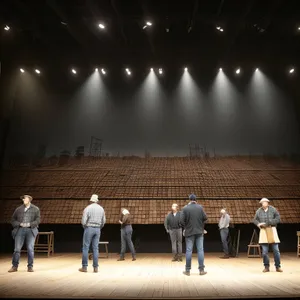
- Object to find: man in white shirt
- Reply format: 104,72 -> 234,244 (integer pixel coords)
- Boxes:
218,208 -> 230,259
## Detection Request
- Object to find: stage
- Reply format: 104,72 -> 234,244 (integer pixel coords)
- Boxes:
0,253 -> 299,299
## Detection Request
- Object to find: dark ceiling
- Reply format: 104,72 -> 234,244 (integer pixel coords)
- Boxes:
0,0 -> 300,69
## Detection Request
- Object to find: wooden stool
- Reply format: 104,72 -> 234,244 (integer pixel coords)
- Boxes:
247,229 -> 261,258
297,231 -> 300,257
89,241 -> 109,259
34,232 -> 54,257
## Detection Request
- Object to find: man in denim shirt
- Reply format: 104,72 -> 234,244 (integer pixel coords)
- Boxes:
253,198 -> 282,273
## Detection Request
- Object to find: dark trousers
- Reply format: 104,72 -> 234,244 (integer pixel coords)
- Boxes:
220,228 -> 229,255
120,225 -> 136,258
12,227 -> 36,268
169,228 -> 182,257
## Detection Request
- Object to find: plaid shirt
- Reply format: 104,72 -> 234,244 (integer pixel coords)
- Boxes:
11,204 -> 40,229
253,205 -> 280,227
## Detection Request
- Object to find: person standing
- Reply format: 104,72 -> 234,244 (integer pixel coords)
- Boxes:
253,198 -> 282,273
164,203 -> 183,261
8,195 -> 40,272
79,194 -> 106,273
117,208 -> 136,261
180,194 -> 208,276
218,208 -> 230,259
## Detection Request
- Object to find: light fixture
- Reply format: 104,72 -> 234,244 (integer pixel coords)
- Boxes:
159,68 -> 163,74
289,68 -> 295,74
255,68 -> 259,72
216,26 -> 224,32
61,21 -> 67,26
20,68 -> 25,73
219,68 -> 222,71
4,25 -> 10,31
298,27 -> 300,31
98,23 -> 105,29
235,68 -> 241,74
143,21 -> 153,30
184,67 -> 188,71
71,69 -> 77,74
35,69 -> 41,74
101,68 -> 106,75
126,68 -> 131,75
150,68 -> 153,71
95,68 -> 98,72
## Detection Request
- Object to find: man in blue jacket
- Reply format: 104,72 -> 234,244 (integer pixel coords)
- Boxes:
180,194 -> 207,276
8,195 -> 40,272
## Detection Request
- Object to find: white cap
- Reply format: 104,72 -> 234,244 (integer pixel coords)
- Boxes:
90,194 -> 99,202
259,197 -> 270,204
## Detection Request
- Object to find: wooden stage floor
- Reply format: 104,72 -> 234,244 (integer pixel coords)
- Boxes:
0,252 -> 300,299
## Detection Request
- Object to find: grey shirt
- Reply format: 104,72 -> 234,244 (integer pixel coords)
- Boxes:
82,203 -> 106,228
218,213 -> 230,229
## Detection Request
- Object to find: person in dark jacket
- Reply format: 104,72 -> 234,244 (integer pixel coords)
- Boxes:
164,203 -> 183,261
117,208 -> 136,261
8,195 -> 40,272
180,194 -> 207,276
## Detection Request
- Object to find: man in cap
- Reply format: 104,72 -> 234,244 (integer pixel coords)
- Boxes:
253,198 -> 282,273
79,194 -> 106,273
8,195 -> 40,272
164,203 -> 183,261
180,194 -> 208,276
218,208 -> 231,259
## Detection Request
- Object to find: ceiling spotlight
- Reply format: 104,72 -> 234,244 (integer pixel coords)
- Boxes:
143,21 -> 152,29
35,69 -> 41,74
61,21 -> 67,26
289,68 -> 295,74
219,68 -> 222,71
159,68 -> 163,74
255,68 -> 259,72
216,26 -> 224,32
20,68 -> 25,73
101,68 -> 106,75
4,25 -> 10,31
95,68 -> 98,72
235,68 -> 241,74
150,68 -> 153,71
126,68 -> 131,75
71,69 -> 77,74
184,67 -> 188,71
98,23 -> 105,29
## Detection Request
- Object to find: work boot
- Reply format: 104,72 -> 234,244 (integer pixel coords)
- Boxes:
78,267 -> 87,272
117,257 -> 125,261
182,271 -> 190,276
199,270 -> 207,276
8,266 -> 18,273
220,254 -> 230,259
262,267 -> 270,273
27,267 -> 34,272
177,256 -> 183,262
93,267 -> 98,273
132,257 -> 136,261
276,268 -> 283,272
171,256 -> 178,262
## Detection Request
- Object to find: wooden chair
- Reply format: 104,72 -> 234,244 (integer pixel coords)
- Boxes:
247,229 -> 261,258
297,231 -> 300,257
34,232 -> 54,257
89,241 -> 109,259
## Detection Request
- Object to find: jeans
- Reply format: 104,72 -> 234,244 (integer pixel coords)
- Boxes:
220,228 -> 229,255
169,228 -> 182,257
185,234 -> 205,272
82,227 -> 101,268
120,225 -> 136,258
261,243 -> 281,268
12,227 -> 36,268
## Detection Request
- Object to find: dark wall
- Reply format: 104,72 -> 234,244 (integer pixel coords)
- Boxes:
1,65 -> 300,162
1,224 -> 299,254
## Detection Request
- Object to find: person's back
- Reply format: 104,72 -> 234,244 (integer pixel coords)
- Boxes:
181,202 -> 207,237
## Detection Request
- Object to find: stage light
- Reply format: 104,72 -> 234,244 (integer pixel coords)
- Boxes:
4,25 -> 10,31
98,23 -> 105,29
236,68 -> 241,74
71,69 -> 77,74
126,68 -> 131,75
216,26 -> 224,32
255,68 -> 259,72
101,68 -> 106,74
95,68 -> 98,72
35,69 -> 41,74
143,21 -> 152,29
184,67 -> 188,71
159,68 -> 163,74
289,68 -> 295,74
150,68 -> 153,71
298,27 -> 300,31
20,68 -> 25,73
61,21 -> 67,26
219,68 -> 222,71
